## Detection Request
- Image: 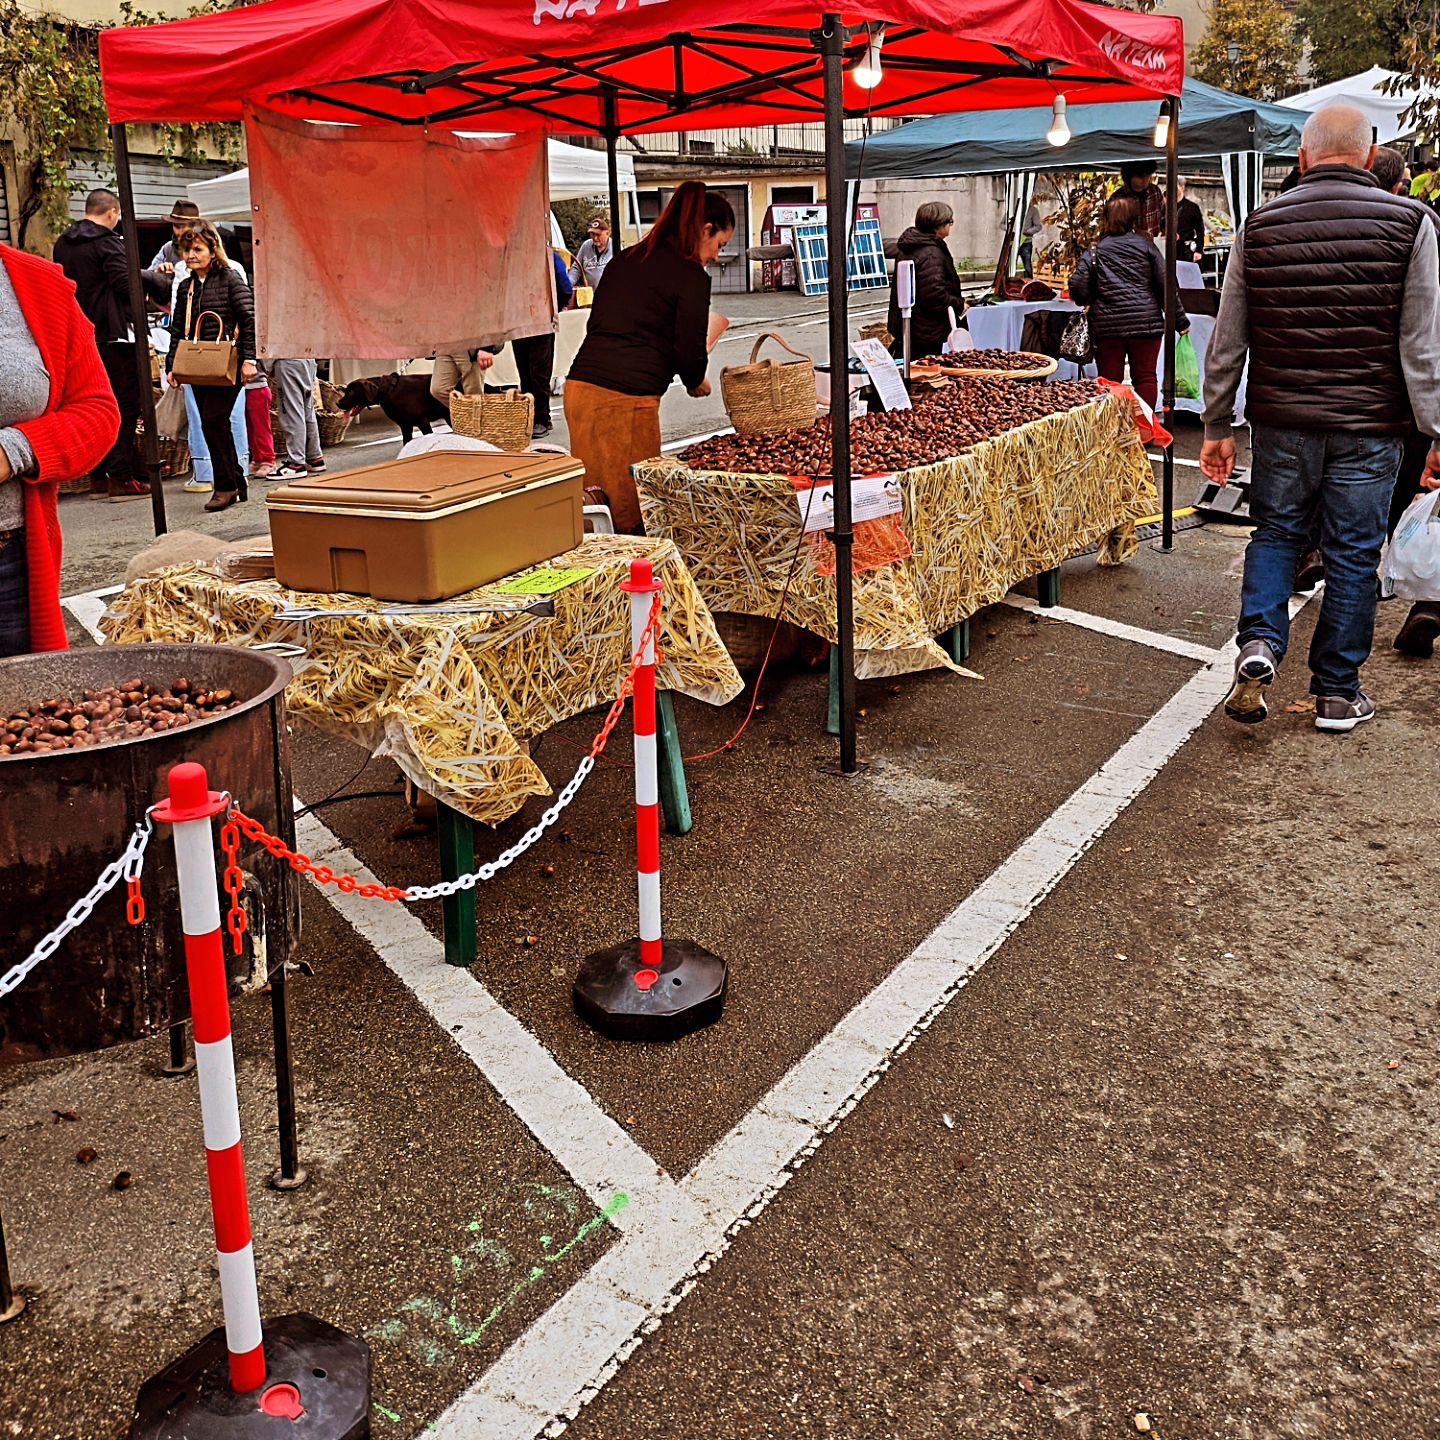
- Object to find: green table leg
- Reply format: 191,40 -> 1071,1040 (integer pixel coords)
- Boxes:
941,618 -> 971,663
437,802 -> 477,968
826,644 -> 841,737
1038,567 -> 1062,608
656,691 -> 693,836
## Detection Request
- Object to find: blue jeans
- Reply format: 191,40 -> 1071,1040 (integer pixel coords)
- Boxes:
0,526 -> 30,658
1239,424 -> 1402,699
184,384 -> 248,483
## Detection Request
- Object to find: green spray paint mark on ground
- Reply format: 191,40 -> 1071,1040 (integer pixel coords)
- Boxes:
373,1404 -> 403,1423
458,1191 -> 629,1346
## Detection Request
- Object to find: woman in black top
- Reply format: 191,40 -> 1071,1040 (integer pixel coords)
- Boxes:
164,222 -> 256,511
565,181 -> 734,532
1069,194 -> 1187,413
886,201 -> 967,359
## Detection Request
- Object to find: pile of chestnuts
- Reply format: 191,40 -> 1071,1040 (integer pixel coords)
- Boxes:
683,377 -> 1103,477
1,677 -> 237,757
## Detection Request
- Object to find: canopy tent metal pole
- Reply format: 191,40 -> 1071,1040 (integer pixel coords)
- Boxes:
603,87 -> 623,248
818,13 -> 857,773
1161,95 -> 1179,551
111,123 -> 167,537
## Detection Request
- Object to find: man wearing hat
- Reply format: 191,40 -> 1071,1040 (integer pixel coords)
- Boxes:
1113,161 -> 1167,242
568,214 -> 615,294
150,198 -> 203,274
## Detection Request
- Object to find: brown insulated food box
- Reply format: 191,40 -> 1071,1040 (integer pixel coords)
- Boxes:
265,450 -> 585,602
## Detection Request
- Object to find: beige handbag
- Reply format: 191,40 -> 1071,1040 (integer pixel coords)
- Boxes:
720,331 -> 817,436
171,283 -> 239,387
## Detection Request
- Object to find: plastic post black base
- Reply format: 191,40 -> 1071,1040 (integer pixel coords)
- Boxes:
130,1313 -> 371,1439
1195,473 -> 1252,522
574,937 -> 726,1042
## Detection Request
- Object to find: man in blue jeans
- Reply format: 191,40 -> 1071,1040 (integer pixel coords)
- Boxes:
1202,104 -> 1440,732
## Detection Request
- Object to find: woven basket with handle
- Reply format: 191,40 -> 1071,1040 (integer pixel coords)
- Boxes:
720,332 -> 817,436
449,390 -> 535,451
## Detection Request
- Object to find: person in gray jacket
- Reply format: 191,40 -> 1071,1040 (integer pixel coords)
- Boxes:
1201,104 -> 1440,733
1069,193 -> 1188,411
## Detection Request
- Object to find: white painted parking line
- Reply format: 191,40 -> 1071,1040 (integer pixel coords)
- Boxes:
293,809 -> 699,1238
434,594 -> 1322,1439
1000,594 -> 1224,664
61,584 -> 122,643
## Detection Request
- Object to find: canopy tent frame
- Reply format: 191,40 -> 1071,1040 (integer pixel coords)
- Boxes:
103,1 -> 1183,773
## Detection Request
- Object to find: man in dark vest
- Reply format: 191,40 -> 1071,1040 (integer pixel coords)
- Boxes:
1201,104 -> 1440,732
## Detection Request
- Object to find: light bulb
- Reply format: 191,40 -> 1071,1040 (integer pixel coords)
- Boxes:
1047,95 -> 1071,147
1153,106 -> 1170,148
854,25 -> 885,90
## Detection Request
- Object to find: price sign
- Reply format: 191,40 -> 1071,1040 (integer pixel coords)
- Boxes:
850,338 -> 912,412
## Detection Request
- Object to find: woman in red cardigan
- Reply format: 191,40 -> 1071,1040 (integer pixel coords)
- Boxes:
0,243 -> 121,656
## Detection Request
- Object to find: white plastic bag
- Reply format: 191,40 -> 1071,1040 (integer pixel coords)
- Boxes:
1381,490 -> 1440,601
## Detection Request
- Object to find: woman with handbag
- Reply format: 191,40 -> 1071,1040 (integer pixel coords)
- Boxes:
1068,194 -> 1188,412
0,243 -> 120,656
165,222 -> 257,512
565,182 -> 734,533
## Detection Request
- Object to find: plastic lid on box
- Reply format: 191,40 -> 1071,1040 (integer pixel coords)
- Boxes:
266,450 -> 581,514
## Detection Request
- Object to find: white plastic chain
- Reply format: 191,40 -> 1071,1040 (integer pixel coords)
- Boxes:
403,752 -> 596,901
0,814 -> 156,1000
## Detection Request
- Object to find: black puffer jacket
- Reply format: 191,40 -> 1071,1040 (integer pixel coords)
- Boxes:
887,228 -> 966,357
52,219 -> 133,345
165,265 -> 257,372
1069,232 -> 1188,340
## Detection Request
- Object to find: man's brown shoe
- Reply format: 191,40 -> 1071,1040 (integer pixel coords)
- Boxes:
1393,602 -> 1440,658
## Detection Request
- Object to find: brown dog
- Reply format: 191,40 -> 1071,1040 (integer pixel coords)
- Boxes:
337,373 -> 450,446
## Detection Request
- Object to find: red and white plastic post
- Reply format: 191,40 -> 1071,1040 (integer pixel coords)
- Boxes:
572,559 -> 728,1042
621,558 -> 664,987
153,761 -> 266,1395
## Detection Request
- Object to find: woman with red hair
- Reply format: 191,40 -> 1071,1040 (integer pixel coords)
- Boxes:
0,243 -> 121,656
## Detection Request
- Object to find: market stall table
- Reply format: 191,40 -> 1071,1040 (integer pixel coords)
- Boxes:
967,299 -> 1246,423
636,388 -> 1154,697
101,534 -> 743,964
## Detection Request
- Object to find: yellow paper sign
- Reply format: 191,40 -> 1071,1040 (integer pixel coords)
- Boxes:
493,566 -> 596,596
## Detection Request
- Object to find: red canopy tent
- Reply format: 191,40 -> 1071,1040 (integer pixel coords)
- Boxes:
100,0 -> 1184,769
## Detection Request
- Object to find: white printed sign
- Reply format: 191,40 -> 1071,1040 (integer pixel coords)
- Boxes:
850,338 -> 911,412
794,473 -> 904,534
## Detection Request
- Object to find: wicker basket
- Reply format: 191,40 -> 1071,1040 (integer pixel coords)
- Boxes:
318,379 -> 346,412
449,390 -> 535,451
720,332 -> 817,436
317,410 -> 353,446
713,612 -> 804,671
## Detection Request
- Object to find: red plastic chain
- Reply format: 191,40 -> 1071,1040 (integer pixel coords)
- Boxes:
226,807 -> 411,903
126,876 -> 146,926
221,598 -> 660,904
220,819 -> 249,956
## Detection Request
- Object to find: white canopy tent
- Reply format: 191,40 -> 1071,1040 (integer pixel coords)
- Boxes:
1280,66 -> 1438,145
188,135 -> 639,227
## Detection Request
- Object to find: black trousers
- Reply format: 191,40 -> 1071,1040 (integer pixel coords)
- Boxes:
1391,427 -> 1432,535
512,333 -> 555,427
195,382 -> 247,496
99,342 -> 144,483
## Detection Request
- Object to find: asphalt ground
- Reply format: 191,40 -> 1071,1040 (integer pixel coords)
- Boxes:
4,288 -> 1432,1439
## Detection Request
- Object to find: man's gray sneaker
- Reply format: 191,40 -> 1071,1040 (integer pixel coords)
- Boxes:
1314,691 -> 1376,732
1224,639 -> 1278,724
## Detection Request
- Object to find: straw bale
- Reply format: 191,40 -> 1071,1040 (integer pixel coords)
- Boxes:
635,392 -> 1154,679
101,536 -> 742,826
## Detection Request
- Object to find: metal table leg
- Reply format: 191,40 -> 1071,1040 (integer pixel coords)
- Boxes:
162,1021 -> 195,1076
941,619 -> 971,664
269,958 -> 307,1190
437,802 -> 477,968
826,644 -> 842,737
655,692 -> 693,837
1038,567 -> 1062,608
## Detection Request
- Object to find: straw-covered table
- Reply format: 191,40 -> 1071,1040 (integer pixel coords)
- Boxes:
103,534 -> 743,963
635,390 -> 1155,684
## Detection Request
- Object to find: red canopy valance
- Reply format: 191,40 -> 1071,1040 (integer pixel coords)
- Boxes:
101,0 -> 1183,132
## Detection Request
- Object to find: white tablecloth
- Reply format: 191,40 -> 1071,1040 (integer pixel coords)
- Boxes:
965,298 -> 1247,426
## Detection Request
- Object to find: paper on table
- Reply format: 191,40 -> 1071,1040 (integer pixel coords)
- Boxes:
792,473 -> 903,534
707,312 -> 730,351
851,338 -> 912,412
